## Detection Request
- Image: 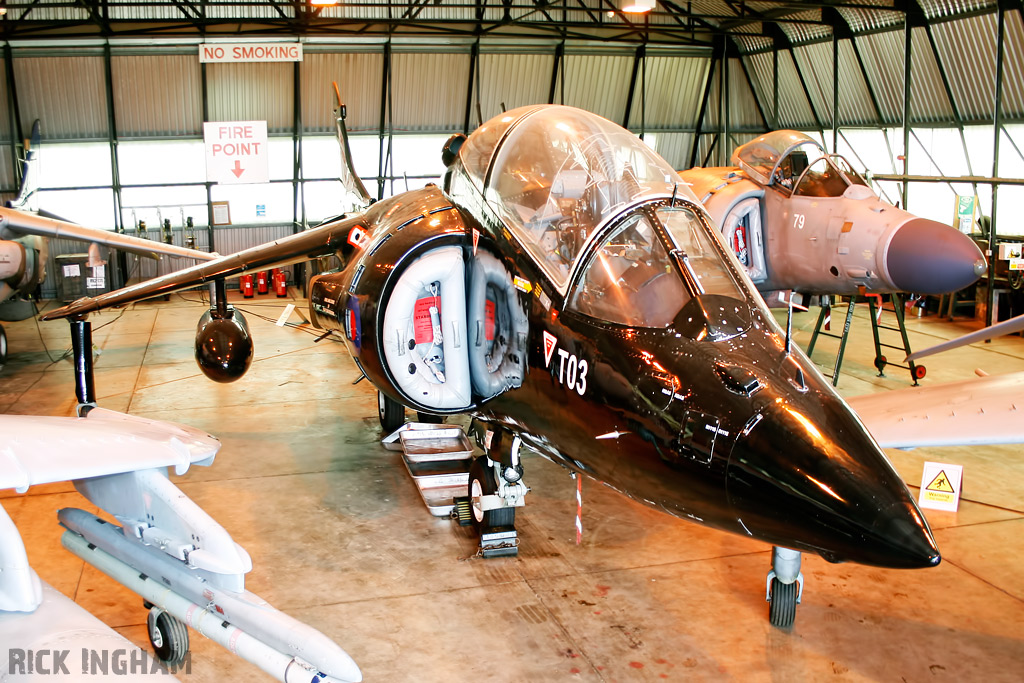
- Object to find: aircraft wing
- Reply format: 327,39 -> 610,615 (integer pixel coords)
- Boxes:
0,407 -> 220,492
0,206 -> 218,262
42,213 -> 364,321
848,372 -> 1024,449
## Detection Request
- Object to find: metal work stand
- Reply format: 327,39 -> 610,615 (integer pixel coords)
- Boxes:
807,293 -> 925,386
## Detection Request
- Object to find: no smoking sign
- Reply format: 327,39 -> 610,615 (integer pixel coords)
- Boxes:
204,121 -> 269,185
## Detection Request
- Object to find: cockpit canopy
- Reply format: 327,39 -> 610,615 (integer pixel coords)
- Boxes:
732,130 -> 868,198
459,105 -> 694,287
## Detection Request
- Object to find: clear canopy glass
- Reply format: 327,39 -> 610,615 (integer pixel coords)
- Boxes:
460,105 -> 688,286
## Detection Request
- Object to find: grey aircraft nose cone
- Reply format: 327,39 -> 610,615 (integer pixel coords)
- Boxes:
886,218 -> 987,294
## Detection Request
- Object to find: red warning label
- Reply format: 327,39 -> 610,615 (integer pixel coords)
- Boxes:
414,297 -> 438,344
485,299 -> 496,341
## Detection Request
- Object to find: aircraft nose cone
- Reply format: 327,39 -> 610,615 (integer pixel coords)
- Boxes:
885,218 -> 987,294
727,401 -> 940,568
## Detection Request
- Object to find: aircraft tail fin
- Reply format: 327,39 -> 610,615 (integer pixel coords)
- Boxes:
333,82 -> 373,211
8,120 -> 41,210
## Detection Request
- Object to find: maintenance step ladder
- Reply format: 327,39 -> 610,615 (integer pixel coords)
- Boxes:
382,423 -> 473,517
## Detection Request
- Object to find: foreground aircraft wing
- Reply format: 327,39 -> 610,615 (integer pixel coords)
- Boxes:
0,407 -> 220,492
0,205 -> 218,262
848,373 -> 1024,448
906,313 -> 1024,361
42,213 -> 365,320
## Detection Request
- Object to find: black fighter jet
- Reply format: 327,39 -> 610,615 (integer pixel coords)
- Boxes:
43,104 -> 940,628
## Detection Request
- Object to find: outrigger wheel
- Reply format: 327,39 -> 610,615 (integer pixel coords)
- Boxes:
468,456 -> 515,533
147,607 -> 190,667
377,390 -> 405,433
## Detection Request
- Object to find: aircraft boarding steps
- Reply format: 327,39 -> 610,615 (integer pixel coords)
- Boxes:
382,423 -> 473,517
382,423 -> 519,557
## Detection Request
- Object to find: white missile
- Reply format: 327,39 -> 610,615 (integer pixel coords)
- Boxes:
59,509 -> 361,683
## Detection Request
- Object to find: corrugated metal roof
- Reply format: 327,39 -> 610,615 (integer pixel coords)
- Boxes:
473,53 -> 552,126
778,9 -> 831,45
206,62 -> 295,134
390,51 -> 471,132
919,0 -> 995,20
13,55 -> 109,140
301,51 -> 384,134
838,3 -> 904,32
554,54 -> 633,125
626,56 -> 710,130
112,54 -> 202,137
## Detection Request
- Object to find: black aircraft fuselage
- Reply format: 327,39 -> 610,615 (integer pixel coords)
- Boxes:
305,106 -> 939,570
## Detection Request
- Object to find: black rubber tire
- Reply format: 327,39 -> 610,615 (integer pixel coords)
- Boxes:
148,609 -> 190,667
468,456 -> 515,533
416,411 -> 445,424
0,324 -> 6,371
378,391 -> 405,433
874,355 -> 887,372
768,578 -> 798,628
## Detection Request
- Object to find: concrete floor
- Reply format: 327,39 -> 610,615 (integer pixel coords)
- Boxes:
2,291 -> 1023,682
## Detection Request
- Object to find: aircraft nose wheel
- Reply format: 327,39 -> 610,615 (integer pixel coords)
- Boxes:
147,607 -> 190,667
766,546 -> 803,628
468,456 -> 515,533
768,577 -> 798,627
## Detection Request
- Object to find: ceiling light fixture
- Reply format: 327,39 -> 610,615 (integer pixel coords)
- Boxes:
620,0 -> 655,13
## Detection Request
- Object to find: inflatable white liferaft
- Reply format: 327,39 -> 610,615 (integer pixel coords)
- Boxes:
382,246 -> 472,410
468,251 -> 529,399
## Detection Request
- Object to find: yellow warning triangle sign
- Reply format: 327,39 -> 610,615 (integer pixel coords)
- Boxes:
926,470 -> 956,493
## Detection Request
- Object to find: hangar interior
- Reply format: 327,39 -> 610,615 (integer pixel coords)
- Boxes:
2,1 -> 1024,681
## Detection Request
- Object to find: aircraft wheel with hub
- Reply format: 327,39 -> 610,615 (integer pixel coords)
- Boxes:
147,608 -> 189,667
768,578 -> 798,628
0,323 -> 7,370
378,390 -> 405,432
468,456 -> 515,533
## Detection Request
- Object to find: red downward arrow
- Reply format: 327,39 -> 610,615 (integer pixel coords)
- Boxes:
231,160 -> 245,178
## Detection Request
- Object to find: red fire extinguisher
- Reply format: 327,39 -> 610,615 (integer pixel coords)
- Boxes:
240,274 -> 254,298
272,269 -> 287,297
256,271 -> 269,295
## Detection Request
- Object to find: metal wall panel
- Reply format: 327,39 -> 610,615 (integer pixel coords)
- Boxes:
301,51 -> 384,134
112,54 -> 202,137
745,52 -> 776,126
766,50 -> 818,130
854,30 -> 905,125
651,132 -> 694,170
839,5 -> 904,32
909,26 -> 954,124
779,9 -> 830,44
13,55 -> 109,140
836,39 -> 880,126
555,54 -> 633,125
626,56 -> 710,130
792,43 -> 834,127
932,11 -> 1022,123
474,53 -> 552,126
0,59 -> 9,143
390,51 -> 471,132
207,62 -> 294,134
